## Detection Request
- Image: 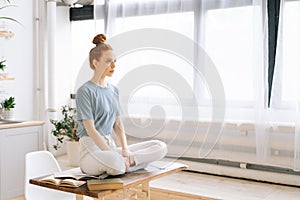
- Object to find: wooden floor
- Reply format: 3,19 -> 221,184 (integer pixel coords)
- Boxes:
12,154 -> 300,200
150,171 -> 300,200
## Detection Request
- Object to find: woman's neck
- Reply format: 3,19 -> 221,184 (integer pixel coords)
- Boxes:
90,75 -> 107,88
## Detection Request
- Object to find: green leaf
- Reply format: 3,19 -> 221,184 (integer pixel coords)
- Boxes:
0,96 -> 15,111
0,60 -> 6,71
0,17 -> 21,25
0,5 -> 15,10
0,5 -> 22,25
50,105 -> 78,150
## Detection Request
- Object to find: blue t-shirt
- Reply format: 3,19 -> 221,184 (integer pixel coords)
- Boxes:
76,81 -> 121,138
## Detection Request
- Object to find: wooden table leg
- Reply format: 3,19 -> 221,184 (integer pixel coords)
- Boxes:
142,181 -> 150,200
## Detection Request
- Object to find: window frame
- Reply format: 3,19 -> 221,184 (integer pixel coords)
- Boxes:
71,0 -> 268,110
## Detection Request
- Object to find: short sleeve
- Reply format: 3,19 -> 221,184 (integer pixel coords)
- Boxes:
76,87 -> 93,121
113,86 -> 122,116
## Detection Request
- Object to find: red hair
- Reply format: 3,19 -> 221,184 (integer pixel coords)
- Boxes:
89,34 -> 113,69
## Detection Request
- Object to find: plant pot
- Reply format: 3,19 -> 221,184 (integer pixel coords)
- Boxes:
66,140 -> 80,167
62,0 -> 78,6
0,72 -> 8,79
0,109 -> 13,119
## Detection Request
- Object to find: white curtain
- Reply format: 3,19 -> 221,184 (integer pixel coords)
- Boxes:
196,0 -> 269,166
97,0 -> 200,161
271,0 -> 300,171
92,0 -> 300,170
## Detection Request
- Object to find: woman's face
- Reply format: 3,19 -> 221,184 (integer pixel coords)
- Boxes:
93,50 -> 116,77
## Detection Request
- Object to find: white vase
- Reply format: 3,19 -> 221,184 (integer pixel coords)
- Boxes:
62,0 -> 78,6
66,140 -> 80,167
0,109 -> 14,119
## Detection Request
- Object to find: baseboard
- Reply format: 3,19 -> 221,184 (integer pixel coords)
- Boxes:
175,158 -> 300,187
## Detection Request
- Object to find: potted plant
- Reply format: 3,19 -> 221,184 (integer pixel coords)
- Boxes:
50,105 -> 79,166
0,96 -> 15,119
0,59 -> 6,71
0,59 -> 9,79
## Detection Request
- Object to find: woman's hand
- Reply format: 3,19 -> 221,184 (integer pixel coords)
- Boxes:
122,148 -> 131,157
122,148 -> 135,169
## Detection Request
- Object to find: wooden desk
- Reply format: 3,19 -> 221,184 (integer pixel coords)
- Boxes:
30,162 -> 187,200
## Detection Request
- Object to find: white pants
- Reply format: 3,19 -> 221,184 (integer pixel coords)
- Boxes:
79,136 -> 167,176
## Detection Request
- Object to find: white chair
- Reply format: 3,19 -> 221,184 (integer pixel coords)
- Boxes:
25,151 -> 75,200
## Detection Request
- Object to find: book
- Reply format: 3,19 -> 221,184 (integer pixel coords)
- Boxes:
87,178 -> 124,191
39,175 -> 86,188
53,167 -> 109,181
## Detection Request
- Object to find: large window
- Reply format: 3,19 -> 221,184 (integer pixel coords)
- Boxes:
281,1 -> 300,103
204,6 -> 258,103
270,0 -> 300,110
71,0 -> 264,118
71,19 -> 104,91
112,12 -> 194,100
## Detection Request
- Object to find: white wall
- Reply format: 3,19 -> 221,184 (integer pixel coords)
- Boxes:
0,0 -> 34,120
1,1 -> 73,121
55,6 -> 72,108
46,5 -> 73,155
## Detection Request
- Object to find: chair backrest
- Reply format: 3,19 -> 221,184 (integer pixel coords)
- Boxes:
25,151 -> 62,198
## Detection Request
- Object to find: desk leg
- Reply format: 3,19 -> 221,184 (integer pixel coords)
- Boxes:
76,194 -> 101,200
76,194 -> 84,200
142,181 -> 150,200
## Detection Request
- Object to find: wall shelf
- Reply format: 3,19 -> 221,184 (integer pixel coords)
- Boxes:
0,77 -> 14,81
0,30 -> 14,38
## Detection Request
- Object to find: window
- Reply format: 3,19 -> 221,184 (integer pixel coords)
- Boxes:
110,12 -> 194,104
72,0 -> 264,117
204,6 -> 259,103
281,1 -> 300,103
71,19 -> 104,91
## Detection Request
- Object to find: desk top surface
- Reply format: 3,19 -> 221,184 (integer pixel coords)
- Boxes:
29,161 -> 187,198
0,121 -> 44,129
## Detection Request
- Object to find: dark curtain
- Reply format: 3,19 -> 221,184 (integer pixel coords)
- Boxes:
268,0 -> 281,107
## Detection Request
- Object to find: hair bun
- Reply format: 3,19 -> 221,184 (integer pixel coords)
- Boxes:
93,34 -> 106,45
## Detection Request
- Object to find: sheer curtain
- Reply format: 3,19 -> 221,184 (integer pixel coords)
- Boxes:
98,0 -> 199,161
271,0 -> 300,171
196,0 -> 269,166
92,0 -> 283,169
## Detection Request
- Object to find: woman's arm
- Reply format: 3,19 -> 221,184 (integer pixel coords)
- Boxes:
113,116 -> 129,153
82,119 -> 112,151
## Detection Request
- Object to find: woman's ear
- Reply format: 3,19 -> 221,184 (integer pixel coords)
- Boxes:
92,59 -> 98,69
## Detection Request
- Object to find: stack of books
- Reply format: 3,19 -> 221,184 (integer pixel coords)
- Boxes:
87,178 -> 124,191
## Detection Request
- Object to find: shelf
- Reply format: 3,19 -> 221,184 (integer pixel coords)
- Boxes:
0,77 -> 14,81
0,30 -> 14,38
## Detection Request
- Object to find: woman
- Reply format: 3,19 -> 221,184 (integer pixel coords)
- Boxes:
76,34 -> 167,176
